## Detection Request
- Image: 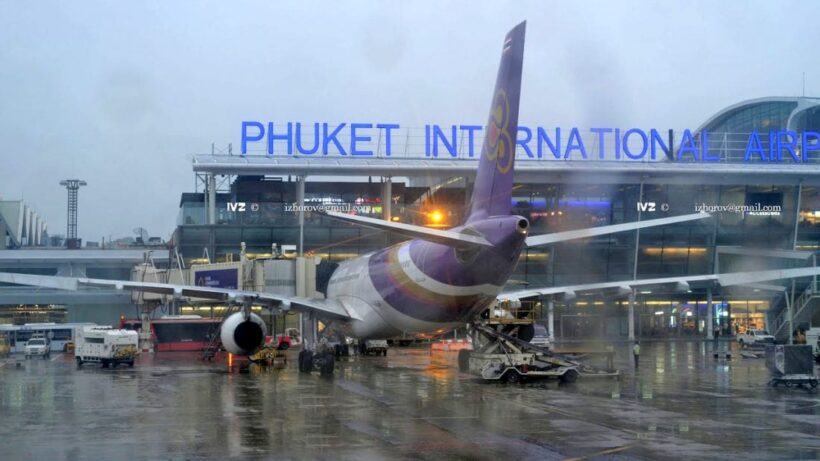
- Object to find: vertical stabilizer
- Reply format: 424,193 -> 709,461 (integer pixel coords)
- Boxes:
466,21 -> 526,223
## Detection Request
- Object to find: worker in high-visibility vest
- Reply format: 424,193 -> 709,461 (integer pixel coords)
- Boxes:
632,342 -> 641,369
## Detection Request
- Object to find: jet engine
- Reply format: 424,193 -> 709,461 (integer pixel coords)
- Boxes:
220,312 -> 267,355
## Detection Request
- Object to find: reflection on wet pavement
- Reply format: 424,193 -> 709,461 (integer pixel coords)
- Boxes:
0,341 -> 818,460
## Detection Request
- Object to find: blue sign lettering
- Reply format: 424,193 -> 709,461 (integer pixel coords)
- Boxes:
623,128 -> 648,160
458,125 -> 481,157
591,127 -> 612,160
296,122 -> 320,155
239,121 -> 818,164
350,123 -> 373,156
744,130 -> 766,161
376,123 -> 399,157
267,122 -> 293,155
516,126 -> 534,158
564,127 -> 587,159
241,121 -> 265,155
677,129 -> 699,161
323,123 -> 347,155
803,131 -> 820,161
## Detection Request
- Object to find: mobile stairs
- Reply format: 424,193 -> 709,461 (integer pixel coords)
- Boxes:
202,304 -> 241,361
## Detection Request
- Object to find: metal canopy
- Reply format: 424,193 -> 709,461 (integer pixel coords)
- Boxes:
192,155 -> 820,185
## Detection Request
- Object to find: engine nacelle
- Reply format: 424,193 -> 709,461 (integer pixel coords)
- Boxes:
220,312 -> 267,356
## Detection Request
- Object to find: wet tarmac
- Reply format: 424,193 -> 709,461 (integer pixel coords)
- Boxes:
0,341 -> 818,460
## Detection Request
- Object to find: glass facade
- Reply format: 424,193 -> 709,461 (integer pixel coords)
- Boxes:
173,98 -> 820,339
694,98 -> 820,162
173,175 -> 819,339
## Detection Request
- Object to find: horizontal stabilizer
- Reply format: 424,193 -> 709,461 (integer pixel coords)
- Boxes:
321,211 -> 492,248
0,272 -> 358,320
525,213 -> 711,247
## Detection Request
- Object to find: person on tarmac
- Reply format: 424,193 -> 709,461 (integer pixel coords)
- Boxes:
632,341 -> 640,369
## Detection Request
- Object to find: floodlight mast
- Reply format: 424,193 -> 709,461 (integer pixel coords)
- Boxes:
59,179 -> 87,248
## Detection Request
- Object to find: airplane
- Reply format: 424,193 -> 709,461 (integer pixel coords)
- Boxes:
1,21 -> 818,372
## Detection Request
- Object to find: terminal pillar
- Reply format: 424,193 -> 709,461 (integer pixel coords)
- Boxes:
296,176 -> 305,256
139,308 -> 154,353
547,298 -> 555,341
301,310 -> 318,351
706,287 -> 714,339
382,177 -> 392,222
207,174 -> 216,225
628,289 -> 636,341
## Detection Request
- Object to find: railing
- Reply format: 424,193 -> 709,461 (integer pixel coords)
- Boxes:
793,280 -> 819,323
770,280 -> 819,339
222,127 -> 820,163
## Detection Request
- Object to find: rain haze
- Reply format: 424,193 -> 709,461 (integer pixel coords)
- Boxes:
1,0 -> 817,241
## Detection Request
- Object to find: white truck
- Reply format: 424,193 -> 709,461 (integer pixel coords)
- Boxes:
75,326 -> 138,368
737,328 -> 775,347
360,339 -> 388,356
24,335 -> 51,359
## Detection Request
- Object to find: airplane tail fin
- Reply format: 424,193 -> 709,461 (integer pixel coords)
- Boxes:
465,21 -> 526,224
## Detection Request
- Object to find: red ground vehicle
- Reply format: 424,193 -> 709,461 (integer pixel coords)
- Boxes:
270,328 -> 301,350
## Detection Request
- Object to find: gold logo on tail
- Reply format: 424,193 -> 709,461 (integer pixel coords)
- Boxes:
484,89 -> 513,174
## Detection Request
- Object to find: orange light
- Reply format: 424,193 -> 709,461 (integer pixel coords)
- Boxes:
644,247 -> 707,256
429,211 -> 444,223
391,216 -> 400,222
227,353 -> 233,368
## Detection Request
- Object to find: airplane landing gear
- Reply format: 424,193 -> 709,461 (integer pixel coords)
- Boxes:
298,348 -> 336,376
298,350 -> 313,373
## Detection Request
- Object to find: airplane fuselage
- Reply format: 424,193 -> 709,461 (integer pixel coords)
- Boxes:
326,215 -> 529,338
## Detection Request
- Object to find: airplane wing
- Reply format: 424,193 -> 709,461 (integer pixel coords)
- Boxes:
324,210 -> 709,250
321,211 -> 492,248
497,266 -> 820,301
0,272 -> 359,320
524,213 -> 711,248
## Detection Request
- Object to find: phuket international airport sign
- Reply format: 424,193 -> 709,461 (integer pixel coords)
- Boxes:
240,121 -> 820,163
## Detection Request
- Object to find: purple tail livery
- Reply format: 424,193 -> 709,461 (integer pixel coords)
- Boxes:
467,21 -> 526,223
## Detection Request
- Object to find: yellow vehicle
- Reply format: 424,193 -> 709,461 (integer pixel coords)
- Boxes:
0,335 -> 10,358
250,346 -> 288,368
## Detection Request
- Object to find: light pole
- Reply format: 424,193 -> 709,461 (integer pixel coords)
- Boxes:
60,179 -> 87,248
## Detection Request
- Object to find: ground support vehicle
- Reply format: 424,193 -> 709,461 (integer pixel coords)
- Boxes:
272,328 -> 302,350
24,336 -> 50,359
737,329 -> 775,347
766,344 -> 817,389
75,327 -> 138,368
360,339 -> 388,356
250,346 -> 288,369
463,323 -> 618,384
0,335 -> 10,358
769,374 -> 818,389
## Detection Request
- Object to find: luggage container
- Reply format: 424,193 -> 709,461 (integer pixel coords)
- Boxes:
765,344 -> 817,388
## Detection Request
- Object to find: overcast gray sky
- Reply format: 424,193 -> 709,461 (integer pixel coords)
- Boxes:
1,0 -> 817,241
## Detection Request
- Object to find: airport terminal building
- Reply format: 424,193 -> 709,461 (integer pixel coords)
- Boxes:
170,97 -> 820,342
3,97 -> 817,342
